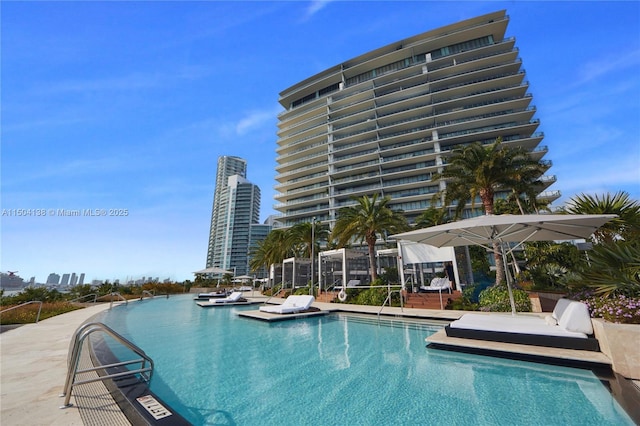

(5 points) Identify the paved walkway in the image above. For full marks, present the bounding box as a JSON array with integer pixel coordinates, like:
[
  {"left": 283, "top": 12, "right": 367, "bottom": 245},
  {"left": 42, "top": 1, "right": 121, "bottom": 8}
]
[{"left": 0, "top": 303, "right": 120, "bottom": 426}]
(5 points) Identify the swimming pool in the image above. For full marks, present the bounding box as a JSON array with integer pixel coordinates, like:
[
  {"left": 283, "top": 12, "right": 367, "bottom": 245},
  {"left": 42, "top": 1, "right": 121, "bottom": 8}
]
[{"left": 95, "top": 295, "right": 634, "bottom": 425}]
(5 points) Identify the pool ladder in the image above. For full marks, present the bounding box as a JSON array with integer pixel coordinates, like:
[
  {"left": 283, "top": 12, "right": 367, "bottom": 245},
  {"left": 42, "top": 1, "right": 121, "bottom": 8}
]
[{"left": 60, "top": 322, "right": 154, "bottom": 409}]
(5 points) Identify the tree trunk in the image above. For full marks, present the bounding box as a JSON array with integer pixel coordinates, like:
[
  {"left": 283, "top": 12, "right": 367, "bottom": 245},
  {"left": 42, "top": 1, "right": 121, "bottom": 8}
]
[
  {"left": 480, "top": 189, "right": 504, "bottom": 285},
  {"left": 367, "top": 234, "right": 378, "bottom": 282},
  {"left": 493, "top": 241, "right": 505, "bottom": 286}
]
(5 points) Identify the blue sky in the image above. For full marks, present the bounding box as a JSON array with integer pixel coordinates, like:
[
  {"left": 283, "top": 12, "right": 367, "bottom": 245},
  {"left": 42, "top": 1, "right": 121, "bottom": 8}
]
[{"left": 2, "top": 1, "right": 639, "bottom": 284}]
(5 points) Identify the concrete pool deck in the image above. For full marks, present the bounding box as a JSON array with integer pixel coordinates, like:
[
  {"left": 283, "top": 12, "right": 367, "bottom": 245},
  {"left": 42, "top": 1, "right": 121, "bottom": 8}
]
[
  {"left": 0, "top": 302, "right": 126, "bottom": 426},
  {"left": 1, "top": 296, "right": 637, "bottom": 425}
]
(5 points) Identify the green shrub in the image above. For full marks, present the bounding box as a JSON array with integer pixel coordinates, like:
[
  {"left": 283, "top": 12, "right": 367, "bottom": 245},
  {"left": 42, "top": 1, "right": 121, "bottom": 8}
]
[
  {"left": 354, "top": 287, "right": 400, "bottom": 306},
  {"left": 0, "top": 302, "right": 82, "bottom": 325},
  {"left": 479, "top": 285, "right": 531, "bottom": 312}
]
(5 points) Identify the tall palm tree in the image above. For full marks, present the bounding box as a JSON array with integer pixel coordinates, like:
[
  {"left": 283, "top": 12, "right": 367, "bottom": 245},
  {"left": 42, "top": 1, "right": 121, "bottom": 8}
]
[
  {"left": 432, "top": 137, "right": 547, "bottom": 285},
  {"left": 415, "top": 206, "right": 450, "bottom": 228},
  {"left": 249, "top": 229, "right": 292, "bottom": 274},
  {"left": 332, "top": 194, "right": 408, "bottom": 282},
  {"left": 562, "top": 191, "right": 640, "bottom": 244},
  {"left": 286, "top": 221, "right": 329, "bottom": 258}
]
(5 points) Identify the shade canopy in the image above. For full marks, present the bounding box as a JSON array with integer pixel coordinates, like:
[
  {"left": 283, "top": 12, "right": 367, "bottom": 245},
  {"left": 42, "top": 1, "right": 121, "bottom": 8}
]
[
  {"left": 391, "top": 214, "right": 617, "bottom": 249},
  {"left": 193, "top": 267, "right": 233, "bottom": 275},
  {"left": 233, "top": 275, "right": 254, "bottom": 280},
  {"left": 391, "top": 213, "right": 616, "bottom": 315}
]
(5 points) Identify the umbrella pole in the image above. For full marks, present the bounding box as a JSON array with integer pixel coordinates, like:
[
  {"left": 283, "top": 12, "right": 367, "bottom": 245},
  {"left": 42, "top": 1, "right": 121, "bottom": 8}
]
[{"left": 499, "top": 240, "right": 517, "bottom": 315}]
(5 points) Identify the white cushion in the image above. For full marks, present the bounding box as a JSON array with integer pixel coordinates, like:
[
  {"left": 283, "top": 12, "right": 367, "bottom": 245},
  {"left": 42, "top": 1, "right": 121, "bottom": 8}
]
[
  {"left": 558, "top": 302, "right": 593, "bottom": 335},
  {"left": 552, "top": 298, "right": 572, "bottom": 321}
]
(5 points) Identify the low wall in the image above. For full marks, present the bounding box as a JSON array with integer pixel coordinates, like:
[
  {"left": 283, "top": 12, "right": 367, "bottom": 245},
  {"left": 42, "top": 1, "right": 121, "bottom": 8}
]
[{"left": 592, "top": 318, "right": 640, "bottom": 380}]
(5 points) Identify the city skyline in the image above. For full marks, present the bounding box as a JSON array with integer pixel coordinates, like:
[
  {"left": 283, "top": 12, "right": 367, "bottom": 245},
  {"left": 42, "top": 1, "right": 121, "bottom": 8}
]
[{"left": 2, "top": 2, "right": 639, "bottom": 283}]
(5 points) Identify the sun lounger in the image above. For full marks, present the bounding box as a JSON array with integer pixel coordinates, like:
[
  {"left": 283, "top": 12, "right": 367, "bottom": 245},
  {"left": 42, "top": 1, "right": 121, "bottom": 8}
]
[
  {"left": 445, "top": 299, "right": 600, "bottom": 351},
  {"left": 194, "top": 290, "right": 229, "bottom": 300},
  {"left": 196, "top": 292, "right": 247, "bottom": 307},
  {"left": 419, "top": 277, "right": 451, "bottom": 293},
  {"left": 259, "top": 295, "right": 316, "bottom": 314}
]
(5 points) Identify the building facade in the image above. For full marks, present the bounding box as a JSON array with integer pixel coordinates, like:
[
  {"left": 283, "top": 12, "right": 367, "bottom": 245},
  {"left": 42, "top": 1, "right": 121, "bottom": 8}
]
[
  {"left": 275, "top": 10, "right": 558, "bottom": 228},
  {"left": 206, "top": 156, "right": 262, "bottom": 276}
]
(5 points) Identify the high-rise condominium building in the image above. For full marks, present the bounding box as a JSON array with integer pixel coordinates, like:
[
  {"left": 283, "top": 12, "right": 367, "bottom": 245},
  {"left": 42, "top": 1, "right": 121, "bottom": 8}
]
[
  {"left": 275, "top": 10, "right": 558, "bottom": 228},
  {"left": 206, "top": 156, "right": 262, "bottom": 276}
]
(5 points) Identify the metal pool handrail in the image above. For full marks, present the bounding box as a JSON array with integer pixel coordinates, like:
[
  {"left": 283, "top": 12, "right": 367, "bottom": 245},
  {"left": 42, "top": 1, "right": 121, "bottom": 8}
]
[
  {"left": 140, "top": 290, "right": 155, "bottom": 300},
  {"left": 60, "top": 321, "right": 154, "bottom": 408},
  {"left": 69, "top": 293, "right": 98, "bottom": 304},
  {"left": 377, "top": 285, "right": 404, "bottom": 317},
  {"left": 0, "top": 300, "right": 44, "bottom": 323},
  {"left": 109, "top": 292, "right": 128, "bottom": 309}
]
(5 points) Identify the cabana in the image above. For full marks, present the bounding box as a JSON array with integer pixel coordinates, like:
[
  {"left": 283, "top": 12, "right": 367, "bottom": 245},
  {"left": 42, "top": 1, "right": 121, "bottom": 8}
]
[
  {"left": 267, "top": 263, "right": 283, "bottom": 289},
  {"left": 376, "top": 248, "right": 402, "bottom": 277},
  {"left": 317, "top": 248, "right": 369, "bottom": 294},
  {"left": 281, "top": 257, "right": 312, "bottom": 291},
  {"left": 396, "top": 240, "right": 460, "bottom": 293}
]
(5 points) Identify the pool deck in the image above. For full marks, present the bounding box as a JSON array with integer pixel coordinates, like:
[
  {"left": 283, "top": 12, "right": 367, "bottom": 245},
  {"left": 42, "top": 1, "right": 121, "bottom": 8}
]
[
  {"left": 1, "top": 296, "right": 637, "bottom": 425},
  {"left": 0, "top": 302, "right": 126, "bottom": 426}
]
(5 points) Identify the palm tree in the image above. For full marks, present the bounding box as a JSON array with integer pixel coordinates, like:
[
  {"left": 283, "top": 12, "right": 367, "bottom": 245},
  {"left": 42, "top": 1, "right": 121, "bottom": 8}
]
[
  {"left": 286, "top": 221, "right": 329, "bottom": 258},
  {"left": 332, "top": 194, "right": 408, "bottom": 282},
  {"left": 249, "top": 229, "right": 292, "bottom": 274},
  {"left": 432, "top": 137, "right": 547, "bottom": 285},
  {"left": 562, "top": 191, "right": 640, "bottom": 244},
  {"left": 414, "top": 206, "right": 450, "bottom": 228}
]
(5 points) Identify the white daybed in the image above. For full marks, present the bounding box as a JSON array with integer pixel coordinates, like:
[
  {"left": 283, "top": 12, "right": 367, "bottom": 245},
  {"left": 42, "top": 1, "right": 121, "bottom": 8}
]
[
  {"left": 196, "top": 292, "right": 249, "bottom": 307},
  {"left": 419, "top": 277, "right": 452, "bottom": 293},
  {"left": 259, "top": 295, "right": 316, "bottom": 314},
  {"left": 445, "top": 299, "right": 600, "bottom": 351}
]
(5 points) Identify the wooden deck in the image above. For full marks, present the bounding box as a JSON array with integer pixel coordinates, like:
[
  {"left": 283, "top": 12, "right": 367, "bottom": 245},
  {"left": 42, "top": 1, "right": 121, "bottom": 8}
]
[{"left": 404, "top": 291, "right": 463, "bottom": 309}]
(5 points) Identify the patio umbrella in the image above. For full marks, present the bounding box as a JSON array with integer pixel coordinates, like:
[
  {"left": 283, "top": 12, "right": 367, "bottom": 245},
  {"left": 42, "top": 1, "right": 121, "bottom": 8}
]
[
  {"left": 391, "top": 214, "right": 616, "bottom": 314},
  {"left": 193, "top": 267, "right": 233, "bottom": 275},
  {"left": 233, "top": 275, "right": 254, "bottom": 280}
]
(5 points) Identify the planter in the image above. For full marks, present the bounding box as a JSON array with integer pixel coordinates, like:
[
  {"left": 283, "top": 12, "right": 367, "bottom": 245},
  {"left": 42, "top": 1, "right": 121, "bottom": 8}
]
[{"left": 592, "top": 319, "right": 640, "bottom": 380}]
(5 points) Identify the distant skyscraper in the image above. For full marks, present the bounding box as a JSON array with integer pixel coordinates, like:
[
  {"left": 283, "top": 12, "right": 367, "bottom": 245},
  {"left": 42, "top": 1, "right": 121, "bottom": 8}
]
[
  {"left": 206, "top": 156, "right": 262, "bottom": 276},
  {"left": 78, "top": 273, "right": 85, "bottom": 285},
  {"left": 249, "top": 222, "right": 272, "bottom": 279},
  {"left": 70, "top": 273, "right": 78, "bottom": 286},
  {"left": 46, "top": 273, "right": 60, "bottom": 285},
  {"left": 61, "top": 273, "right": 70, "bottom": 286}
]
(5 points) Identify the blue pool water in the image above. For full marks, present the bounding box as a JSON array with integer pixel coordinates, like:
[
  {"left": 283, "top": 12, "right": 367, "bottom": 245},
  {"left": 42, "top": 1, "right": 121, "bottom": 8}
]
[{"left": 95, "top": 295, "right": 633, "bottom": 425}]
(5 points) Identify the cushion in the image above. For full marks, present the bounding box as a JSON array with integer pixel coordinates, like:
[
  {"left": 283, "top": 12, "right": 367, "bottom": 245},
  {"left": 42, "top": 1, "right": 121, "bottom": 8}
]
[
  {"left": 544, "top": 315, "right": 558, "bottom": 326},
  {"left": 552, "top": 298, "right": 572, "bottom": 321},
  {"left": 558, "top": 302, "right": 593, "bottom": 335}
]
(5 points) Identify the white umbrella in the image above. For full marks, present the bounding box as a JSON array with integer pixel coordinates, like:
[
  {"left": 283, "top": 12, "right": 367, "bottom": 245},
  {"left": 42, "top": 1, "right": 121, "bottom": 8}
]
[
  {"left": 391, "top": 214, "right": 616, "bottom": 314},
  {"left": 193, "top": 267, "right": 233, "bottom": 275},
  {"left": 233, "top": 275, "right": 254, "bottom": 281}
]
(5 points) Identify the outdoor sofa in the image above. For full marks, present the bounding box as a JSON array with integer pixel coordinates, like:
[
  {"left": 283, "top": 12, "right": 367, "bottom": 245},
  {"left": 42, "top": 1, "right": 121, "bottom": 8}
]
[{"left": 445, "top": 298, "right": 600, "bottom": 351}]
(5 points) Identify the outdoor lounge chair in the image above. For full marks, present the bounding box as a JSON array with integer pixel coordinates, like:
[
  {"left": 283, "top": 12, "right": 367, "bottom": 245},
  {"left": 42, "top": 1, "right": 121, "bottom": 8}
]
[
  {"left": 419, "top": 277, "right": 452, "bottom": 293},
  {"left": 196, "top": 292, "right": 246, "bottom": 307},
  {"left": 194, "top": 290, "right": 229, "bottom": 300},
  {"left": 259, "top": 295, "right": 315, "bottom": 314},
  {"left": 445, "top": 298, "right": 600, "bottom": 351}
]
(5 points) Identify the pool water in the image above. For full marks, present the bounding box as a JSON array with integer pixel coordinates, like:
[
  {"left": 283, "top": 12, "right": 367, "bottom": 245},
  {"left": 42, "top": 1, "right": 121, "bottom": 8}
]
[{"left": 95, "top": 295, "right": 634, "bottom": 425}]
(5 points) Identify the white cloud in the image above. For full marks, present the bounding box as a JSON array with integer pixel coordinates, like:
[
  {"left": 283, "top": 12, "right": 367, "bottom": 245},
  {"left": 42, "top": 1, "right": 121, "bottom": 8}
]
[
  {"left": 235, "top": 105, "right": 281, "bottom": 136},
  {"left": 573, "top": 49, "right": 640, "bottom": 88},
  {"left": 302, "top": 0, "right": 334, "bottom": 21}
]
